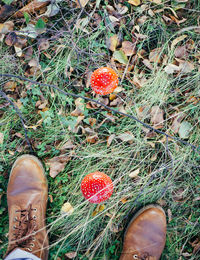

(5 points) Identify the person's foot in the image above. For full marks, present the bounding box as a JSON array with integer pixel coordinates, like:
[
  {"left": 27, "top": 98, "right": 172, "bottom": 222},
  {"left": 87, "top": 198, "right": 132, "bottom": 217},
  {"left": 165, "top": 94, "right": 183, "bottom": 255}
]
[
  {"left": 5, "top": 154, "right": 49, "bottom": 260},
  {"left": 120, "top": 205, "right": 166, "bottom": 260}
]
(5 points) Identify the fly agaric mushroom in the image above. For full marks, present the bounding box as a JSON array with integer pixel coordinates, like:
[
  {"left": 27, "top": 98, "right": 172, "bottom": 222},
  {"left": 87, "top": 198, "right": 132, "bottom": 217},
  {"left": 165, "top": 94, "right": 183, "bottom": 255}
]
[
  {"left": 90, "top": 67, "right": 118, "bottom": 95},
  {"left": 81, "top": 171, "right": 113, "bottom": 204}
]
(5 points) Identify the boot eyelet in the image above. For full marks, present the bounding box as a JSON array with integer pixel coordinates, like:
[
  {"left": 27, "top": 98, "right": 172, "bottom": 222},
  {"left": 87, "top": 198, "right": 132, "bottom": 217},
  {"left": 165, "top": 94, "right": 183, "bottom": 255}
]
[
  {"left": 33, "top": 215, "right": 37, "bottom": 219},
  {"left": 133, "top": 255, "right": 138, "bottom": 259},
  {"left": 32, "top": 237, "right": 36, "bottom": 241},
  {"left": 27, "top": 247, "right": 32, "bottom": 252},
  {"left": 14, "top": 217, "right": 18, "bottom": 222},
  {"left": 13, "top": 225, "right": 16, "bottom": 229},
  {"left": 30, "top": 243, "right": 35, "bottom": 247},
  {"left": 33, "top": 208, "right": 37, "bottom": 212}
]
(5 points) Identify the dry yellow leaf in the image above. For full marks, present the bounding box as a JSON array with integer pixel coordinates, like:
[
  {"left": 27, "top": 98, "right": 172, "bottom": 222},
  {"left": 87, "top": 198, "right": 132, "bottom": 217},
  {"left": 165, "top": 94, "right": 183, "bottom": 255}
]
[
  {"left": 171, "top": 35, "right": 187, "bottom": 50},
  {"left": 129, "top": 168, "right": 140, "bottom": 178},
  {"left": 128, "top": 0, "right": 141, "bottom": 6},
  {"left": 92, "top": 204, "right": 106, "bottom": 217},
  {"left": 61, "top": 202, "right": 74, "bottom": 215}
]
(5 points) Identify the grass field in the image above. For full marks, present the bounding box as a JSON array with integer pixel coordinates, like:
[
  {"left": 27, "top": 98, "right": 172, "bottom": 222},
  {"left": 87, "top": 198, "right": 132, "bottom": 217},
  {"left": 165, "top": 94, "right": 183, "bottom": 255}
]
[{"left": 0, "top": 1, "right": 200, "bottom": 259}]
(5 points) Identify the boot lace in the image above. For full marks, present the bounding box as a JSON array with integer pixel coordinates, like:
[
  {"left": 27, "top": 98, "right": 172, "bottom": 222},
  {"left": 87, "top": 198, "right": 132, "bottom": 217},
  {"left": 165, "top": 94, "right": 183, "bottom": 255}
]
[{"left": 12, "top": 204, "right": 37, "bottom": 252}]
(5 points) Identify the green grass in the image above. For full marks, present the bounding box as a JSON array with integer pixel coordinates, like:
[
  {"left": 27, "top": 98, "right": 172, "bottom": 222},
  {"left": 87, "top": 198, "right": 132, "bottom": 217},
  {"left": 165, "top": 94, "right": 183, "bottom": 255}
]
[{"left": 0, "top": 1, "right": 200, "bottom": 259}]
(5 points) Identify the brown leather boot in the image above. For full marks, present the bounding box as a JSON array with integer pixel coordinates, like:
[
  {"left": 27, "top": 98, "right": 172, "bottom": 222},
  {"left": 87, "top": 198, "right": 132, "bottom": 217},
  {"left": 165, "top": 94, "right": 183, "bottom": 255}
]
[
  {"left": 120, "top": 205, "right": 166, "bottom": 260},
  {"left": 5, "top": 154, "right": 49, "bottom": 260}
]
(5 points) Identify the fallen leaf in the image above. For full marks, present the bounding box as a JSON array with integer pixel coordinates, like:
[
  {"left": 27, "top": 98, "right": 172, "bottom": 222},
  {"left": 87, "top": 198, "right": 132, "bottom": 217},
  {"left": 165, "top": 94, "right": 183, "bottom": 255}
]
[
  {"left": 142, "top": 59, "right": 153, "bottom": 70},
  {"left": 71, "top": 98, "right": 85, "bottom": 117},
  {"left": 162, "top": 15, "right": 172, "bottom": 24},
  {"left": 120, "top": 197, "right": 128, "bottom": 204},
  {"left": 0, "top": 5, "right": 15, "bottom": 22},
  {"left": 14, "top": 0, "right": 50, "bottom": 18},
  {"left": 172, "top": 188, "right": 187, "bottom": 202},
  {"left": 28, "top": 58, "right": 39, "bottom": 68},
  {"left": 128, "top": 0, "right": 141, "bottom": 6},
  {"left": 109, "top": 15, "right": 120, "bottom": 24},
  {"left": 65, "top": 252, "right": 77, "bottom": 259},
  {"left": 18, "top": 24, "right": 38, "bottom": 39},
  {"left": 148, "top": 9, "right": 155, "bottom": 17},
  {"left": 5, "top": 32, "right": 17, "bottom": 46},
  {"left": 38, "top": 100, "right": 48, "bottom": 110},
  {"left": 106, "top": 34, "right": 119, "bottom": 52},
  {"left": 4, "top": 81, "right": 16, "bottom": 92},
  {"left": 86, "top": 135, "right": 98, "bottom": 144},
  {"left": 149, "top": 48, "right": 162, "bottom": 63},
  {"left": 178, "top": 121, "right": 192, "bottom": 139},
  {"left": 76, "top": 0, "right": 89, "bottom": 8},
  {"left": 171, "top": 113, "right": 185, "bottom": 133},
  {"left": 136, "top": 106, "right": 150, "bottom": 120},
  {"left": 92, "top": 204, "right": 105, "bottom": 217},
  {"left": 14, "top": 46, "right": 23, "bottom": 57},
  {"left": 113, "top": 86, "right": 125, "bottom": 93},
  {"left": 150, "top": 106, "right": 164, "bottom": 129},
  {"left": 178, "top": 61, "right": 194, "bottom": 73},
  {"left": 58, "top": 140, "right": 75, "bottom": 151},
  {"left": 107, "top": 134, "right": 116, "bottom": 147},
  {"left": 169, "top": 15, "right": 186, "bottom": 26},
  {"left": 0, "top": 21, "right": 14, "bottom": 34},
  {"left": 113, "top": 50, "right": 128, "bottom": 64},
  {"left": 47, "top": 154, "right": 71, "bottom": 178},
  {"left": 24, "top": 46, "right": 33, "bottom": 60},
  {"left": 117, "top": 131, "right": 134, "bottom": 143},
  {"left": 44, "top": 2, "right": 60, "bottom": 17},
  {"left": 171, "top": 35, "right": 187, "bottom": 50},
  {"left": 164, "top": 63, "right": 180, "bottom": 74},
  {"left": 129, "top": 168, "right": 140, "bottom": 178},
  {"left": 61, "top": 202, "right": 74, "bottom": 215},
  {"left": 137, "top": 15, "right": 148, "bottom": 25},
  {"left": 174, "top": 45, "right": 188, "bottom": 59},
  {"left": 121, "top": 41, "right": 136, "bottom": 56},
  {"left": 0, "top": 132, "right": 4, "bottom": 144},
  {"left": 38, "top": 38, "right": 50, "bottom": 51},
  {"left": 117, "top": 5, "right": 129, "bottom": 15}
]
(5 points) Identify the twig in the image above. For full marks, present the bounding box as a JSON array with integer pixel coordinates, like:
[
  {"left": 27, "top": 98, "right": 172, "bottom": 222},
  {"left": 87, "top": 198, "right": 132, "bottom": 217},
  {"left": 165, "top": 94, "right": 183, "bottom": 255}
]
[
  {"left": 0, "top": 73, "right": 199, "bottom": 154},
  {"left": 0, "top": 90, "right": 33, "bottom": 153}
]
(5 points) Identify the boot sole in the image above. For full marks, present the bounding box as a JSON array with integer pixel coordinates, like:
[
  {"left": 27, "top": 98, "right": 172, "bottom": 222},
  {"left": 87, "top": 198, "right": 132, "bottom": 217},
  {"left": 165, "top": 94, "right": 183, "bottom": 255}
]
[{"left": 124, "top": 204, "right": 166, "bottom": 238}]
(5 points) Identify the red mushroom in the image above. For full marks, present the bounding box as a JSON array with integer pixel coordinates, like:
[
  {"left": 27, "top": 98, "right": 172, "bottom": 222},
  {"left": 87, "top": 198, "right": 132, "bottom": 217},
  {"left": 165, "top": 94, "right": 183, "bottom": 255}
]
[
  {"left": 90, "top": 67, "right": 118, "bottom": 95},
  {"left": 81, "top": 171, "right": 113, "bottom": 204}
]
